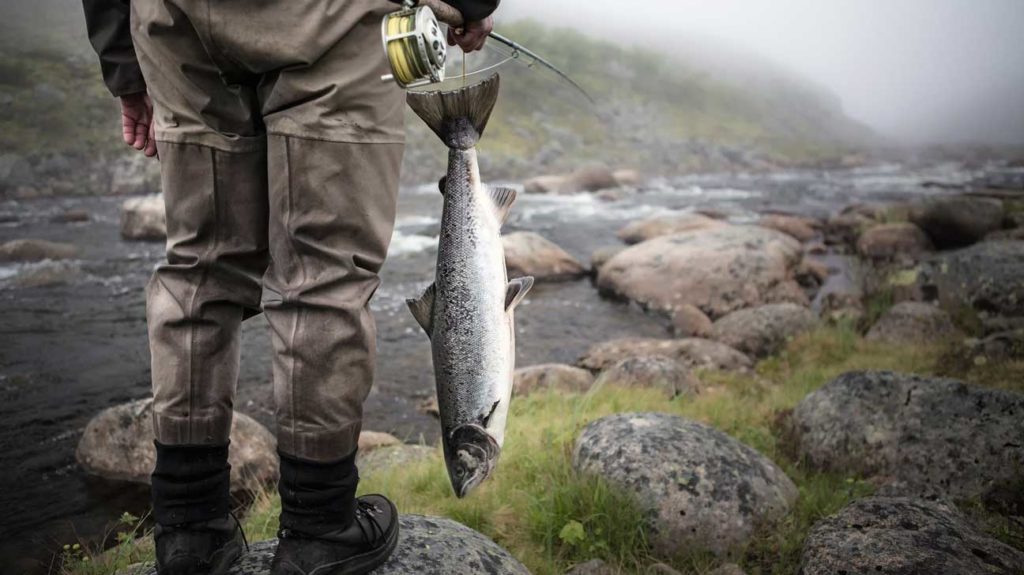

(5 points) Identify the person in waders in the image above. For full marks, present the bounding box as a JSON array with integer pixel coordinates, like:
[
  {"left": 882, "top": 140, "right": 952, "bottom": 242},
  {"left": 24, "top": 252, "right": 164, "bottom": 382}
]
[{"left": 81, "top": 0, "right": 498, "bottom": 573}]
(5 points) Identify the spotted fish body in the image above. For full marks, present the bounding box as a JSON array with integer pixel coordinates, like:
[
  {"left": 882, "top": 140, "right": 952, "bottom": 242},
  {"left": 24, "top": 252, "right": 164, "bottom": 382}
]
[{"left": 405, "top": 75, "right": 533, "bottom": 497}]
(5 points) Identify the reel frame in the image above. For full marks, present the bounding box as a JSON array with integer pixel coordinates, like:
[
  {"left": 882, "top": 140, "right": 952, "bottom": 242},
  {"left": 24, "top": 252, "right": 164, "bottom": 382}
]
[{"left": 381, "top": 4, "right": 448, "bottom": 88}]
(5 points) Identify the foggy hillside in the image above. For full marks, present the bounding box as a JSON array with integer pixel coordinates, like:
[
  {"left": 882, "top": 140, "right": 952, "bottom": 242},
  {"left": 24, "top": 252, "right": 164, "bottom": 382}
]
[{"left": 1, "top": 0, "right": 873, "bottom": 195}]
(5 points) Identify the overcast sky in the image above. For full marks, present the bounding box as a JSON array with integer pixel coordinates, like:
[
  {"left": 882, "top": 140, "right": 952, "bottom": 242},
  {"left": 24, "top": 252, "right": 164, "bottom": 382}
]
[{"left": 495, "top": 0, "right": 1024, "bottom": 146}]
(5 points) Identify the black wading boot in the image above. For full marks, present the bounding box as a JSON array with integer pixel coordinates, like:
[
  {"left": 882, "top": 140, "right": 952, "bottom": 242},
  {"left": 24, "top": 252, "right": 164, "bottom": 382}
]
[
  {"left": 270, "top": 451, "right": 399, "bottom": 575},
  {"left": 152, "top": 442, "right": 246, "bottom": 575}
]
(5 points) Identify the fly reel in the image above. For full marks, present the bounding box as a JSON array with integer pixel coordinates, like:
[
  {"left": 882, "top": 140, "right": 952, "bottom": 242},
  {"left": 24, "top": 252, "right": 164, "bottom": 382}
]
[{"left": 381, "top": 1, "right": 448, "bottom": 88}]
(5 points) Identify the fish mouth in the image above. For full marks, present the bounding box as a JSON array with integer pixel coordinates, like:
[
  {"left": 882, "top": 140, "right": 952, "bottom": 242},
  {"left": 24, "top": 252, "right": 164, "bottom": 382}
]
[{"left": 445, "top": 423, "right": 500, "bottom": 498}]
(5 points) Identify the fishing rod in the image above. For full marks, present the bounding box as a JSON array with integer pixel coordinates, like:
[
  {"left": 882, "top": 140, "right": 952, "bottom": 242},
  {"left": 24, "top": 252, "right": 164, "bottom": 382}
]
[{"left": 381, "top": 0, "right": 595, "bottom": 104}]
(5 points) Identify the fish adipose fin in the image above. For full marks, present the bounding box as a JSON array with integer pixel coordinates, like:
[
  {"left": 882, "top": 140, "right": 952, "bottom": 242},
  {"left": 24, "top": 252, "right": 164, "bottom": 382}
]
[
  {"left": 505, "top": 276, "right": 534, "bottom": 311},
  {"left": 488, "top": 186, "right": 517, "bottom": 226},
  {"left": 406, "top": 74, "right": 501, "bottom": 150},
  {"left": 406, "top": 283, "right": 436, "bottom": 336}
]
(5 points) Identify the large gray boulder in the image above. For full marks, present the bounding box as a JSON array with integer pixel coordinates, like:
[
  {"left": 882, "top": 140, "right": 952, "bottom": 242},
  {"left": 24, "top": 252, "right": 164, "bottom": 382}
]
[
  {"left": 710, "top": 303, "right": 817, "bottom": 358},
  {"left": 0, "top": 238, "right": 78, "bottom": 262},
  {"left": 799, "top": 497, "right": 1024, "bottom": 575},
  {"left": 856, "top": 223, "right": 932, "bottom": 260},
  {"left": 791, "top": 371, "right": 1024, "bottom": 500},
  {"left": 597, "top": 226, "right": 803, "bottom": 319},
  {"left": 503, "top": 231, "right": 586, "bottom": 281},
  {"left": 121, "top": 194, "right": 167, "bottom": 241},
  {"left": 129, "top": 515, "right": 529, "bottom": 575},
  {"left": 865, "top": 301, "right": 963, "bottom": 344},
  {"left": 513, "top": 363, "right": 594, "bottom": 396},
  {"left": 577, "top": 337, "right": 752, "bottom": 372},
  {"left": 757, "top": 214, "right": 818, "bottom": 242},
  {"left": 76, "top": 399, "right": 278, "bottom": 492},
  {"left": 909, "top": 195, "right": 1005, "bottom": 249},
  {"left": 593, "top": 356, "right": 700, "bottom": 398},
  {"left": 616, "top": 213, "right": 726, "bottom": 245},
  {"left": 918, "top": 240, "right": 1024, "bottom": 317},
  {"left": 573, "top": 413, "right": 797, "bottom": 557}
]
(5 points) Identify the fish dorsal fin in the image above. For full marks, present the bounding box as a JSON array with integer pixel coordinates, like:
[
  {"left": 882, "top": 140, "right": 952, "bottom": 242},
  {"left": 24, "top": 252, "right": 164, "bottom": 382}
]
[
  {"left": 488, "top": 186, "right": 517, "bottom": 226},
  {"left": 406, "top": 283, "right": 436, "bottom": 336},
  {"left": 505, "top": 276, "right": 534, "bottom": 311},
  {"left": 406, "top": 75, "right": 501, "bottom": 150}
]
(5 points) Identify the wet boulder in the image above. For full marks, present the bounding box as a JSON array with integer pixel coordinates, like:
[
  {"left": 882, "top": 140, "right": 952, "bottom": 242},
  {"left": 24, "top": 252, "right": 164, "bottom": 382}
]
[
  {"left": 670, "top": 304, "right": 713, "bottom": 338},
  {"left": 357, "top": 445, "right": 435, "bottom": 477},
  {"left": 865, "top": 301, "right": 963, "bottom": 344},
  {"left": 909, "top": 195, "right": 1004, "bottom": 249},
  {"left": 513, "top": 363, "right": 594, "bottom": 396},
  {"left": 523, "top": 174, "right": 567, "bottom": 195},
  {"left": 578, "top": 337, "right": 752, "bottom": 372},
  {"left": 791, "top": 371, "right": 1024, "bottom": 501},
  {"left": 757, "top": 214, "right": 818, "bottom": 242},
  {"left": 799, "top": 497, "right": 1024, "bottom": 575},
  {"left": 573, "top": 413, "right": 797, "bottom": 557},
  {"left": 561, "top": 165, "right": 619, "bottom": 194},
  {"left": 121, "top": 194, "right": 167, "bottom": 241},
  {"left": 11, "top": 261, "right": 81, "bottom": 288},
  {"left": 615, "top": 213, "right": 726, "bottom": 244},
  {"left": 589, "top": 245, "right": 625, "bottom": 273},
  {"left": 856, "top": 223, "right": 933, "bottom": 260},
  {"left": 593, "top": 356, "right": 700, "bottom": 398},
  {"left": 597, "top": 226, "right": 803, "bottom": 319},
  {"left": 503, "top": 231, "right": 586, "bottom": 280},
  {"left": 612, "top": 168, "right": 643, "bottom": 187},
  {"left": 130, "top": 515, "right": 529, "bottom": 575},
  {"left": 0, "top": 238, "right": 78, "bottom": 262},
  {"left": 918, "top": 240, "right": 1024, "bottom": 317},
  {"left": 76, "top": 399, "right": 278, "bottom": 492},
  {"left": 710, "top": 303, "right": 817, "bottom": 358}
]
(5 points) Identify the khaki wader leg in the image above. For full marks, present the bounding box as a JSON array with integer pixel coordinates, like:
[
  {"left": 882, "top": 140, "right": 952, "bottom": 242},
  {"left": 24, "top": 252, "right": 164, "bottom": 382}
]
[{"left": 131, "top": 0, "right": 404, "bottom": 463}]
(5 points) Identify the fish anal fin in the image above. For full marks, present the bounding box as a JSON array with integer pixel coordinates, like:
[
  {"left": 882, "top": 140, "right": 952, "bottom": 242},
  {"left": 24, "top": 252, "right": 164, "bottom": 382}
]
[
  {"left": 406, "top": 283, "right": 436, "bottom": 336},
  {"left": 505, "top": 276, "right": 534, "bottom": 311},
  {"left": 488, "top": 186, "right": 517, "bottom": 226}
]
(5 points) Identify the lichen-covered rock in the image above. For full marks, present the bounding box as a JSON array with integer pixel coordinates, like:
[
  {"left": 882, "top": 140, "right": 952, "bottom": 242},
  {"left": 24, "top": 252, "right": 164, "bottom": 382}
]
[
  {"left": 792, "top": 371, "right": 1024, "bottom": 500},
  {"left": 357, "top": 431, "right": 401, "bottom": 453},
  {"left": 856, "top": 223, "right": 933, "bottom": 260},
  {"left": 597, "top": 226, "right": 802, "bottom": 319},
  {"left": 589, "top": 245, "right": 625, "bottom": 273},
  {"left": 865, "top": 301, "right": 963, "bottom": 344},
  {"left": 593, "top": 356, "right": 699, "bottom": 398},
  {"left": 909, "top": 195, "right": 1005, "bottom": 249},
  {"left": 513, "top": 363, "right": 594, "bottom": 396},
  {"left": 129, "top": 515, "right": 529, "bottom": 575},
  {"left": 758, "top": 214, "right": 818, "bottom": 242},
  {"left": 577, "top": 337, "right": 752, "bottom": 372},
  {"left": 120, "top": 194, "right": 167, "bottom": 241},
  {"left": 357, "top": 445, "right": 435, "bottom": 477},
  {"left": 616, "top": 213, "right": 726, "bottom": 244},
  {"left": 918, "top": 240, "right": 1024, "bottom": 317},
  {"left": 710, "top": 303, "right": 817, "bottom": 358},
  {"left": 503, "top": 231, "right": 586, "bottom": 280},
  {"left": 573, "top": 413, "right": 797, "bottom": 557},
  {"left": 799, "top": 497, "right": 1024, "bottom": 575},
  {"left": 76, "top": 399, "right": 277, "bottom": 492},
  {"left": 670, "top": 304, "right": 713, "bottom": 338},
  {"left": 0, "top": 238, "right": 78, "bottom": 262}
]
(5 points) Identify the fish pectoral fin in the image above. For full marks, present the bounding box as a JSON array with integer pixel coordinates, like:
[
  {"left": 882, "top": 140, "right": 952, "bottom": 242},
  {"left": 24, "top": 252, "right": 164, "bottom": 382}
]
[
  {"left": 406, "top": 283, "right": 436, "bottom": 336},
  {"left": 488, "top": 186, "right": 517, "bottom": 227},
  {"left": 505, "top": 276, "right": 534, "bottom": 311}
]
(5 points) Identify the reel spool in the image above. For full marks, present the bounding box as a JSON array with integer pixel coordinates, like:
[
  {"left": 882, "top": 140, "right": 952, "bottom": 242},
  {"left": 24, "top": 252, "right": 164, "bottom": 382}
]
[{"left": 381, "top": 2, "right": 447, "bottom": 88}]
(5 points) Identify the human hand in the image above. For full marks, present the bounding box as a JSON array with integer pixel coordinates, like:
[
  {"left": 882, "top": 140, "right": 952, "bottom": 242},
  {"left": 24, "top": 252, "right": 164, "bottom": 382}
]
[
  {"left": 120, "top": 92, "right": 157, "bottom": 158},
  {"left": 447, "top": 16, "right": 492, "bottom": 53}
]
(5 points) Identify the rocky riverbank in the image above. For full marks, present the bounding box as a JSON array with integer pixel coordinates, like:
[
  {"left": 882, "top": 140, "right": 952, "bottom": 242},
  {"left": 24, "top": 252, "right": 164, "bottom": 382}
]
[{"left": 49, "top": 161, "right": 1023, "bottom": 575}]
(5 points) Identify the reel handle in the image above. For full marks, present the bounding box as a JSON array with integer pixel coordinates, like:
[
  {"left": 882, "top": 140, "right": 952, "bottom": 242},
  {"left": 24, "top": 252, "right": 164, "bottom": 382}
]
[{"left": 417, "top": 0, "right": 465, "bottom": 27}]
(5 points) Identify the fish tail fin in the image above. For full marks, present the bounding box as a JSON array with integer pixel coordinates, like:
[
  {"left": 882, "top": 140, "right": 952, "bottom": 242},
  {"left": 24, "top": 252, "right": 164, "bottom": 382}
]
[{"left": 406, "top": 74, "right": 500, "bottom": 150}]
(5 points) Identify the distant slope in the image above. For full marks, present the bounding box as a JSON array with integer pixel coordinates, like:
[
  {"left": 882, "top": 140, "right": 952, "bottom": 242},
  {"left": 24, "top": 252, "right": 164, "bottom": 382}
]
[{"left": 0, "top": 1, "right": 873, "bottom": 195}]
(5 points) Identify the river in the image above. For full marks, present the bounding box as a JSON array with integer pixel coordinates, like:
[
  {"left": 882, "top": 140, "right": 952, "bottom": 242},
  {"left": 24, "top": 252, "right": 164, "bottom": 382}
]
[{"left": 0, "top": 161, "right": 987, "bottom": 572}]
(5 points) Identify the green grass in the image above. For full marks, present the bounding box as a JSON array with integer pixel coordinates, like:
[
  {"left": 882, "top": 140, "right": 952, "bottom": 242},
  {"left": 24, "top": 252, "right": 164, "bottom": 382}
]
[{"left": 60, "top": 324, "right": 1024, "bottom": 575}]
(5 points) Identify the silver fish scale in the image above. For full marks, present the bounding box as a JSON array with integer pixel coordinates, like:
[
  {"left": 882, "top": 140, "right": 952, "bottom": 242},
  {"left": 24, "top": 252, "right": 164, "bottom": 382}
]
[{"left": 432, "top": 147, "right": 513, "bottom": 439}]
